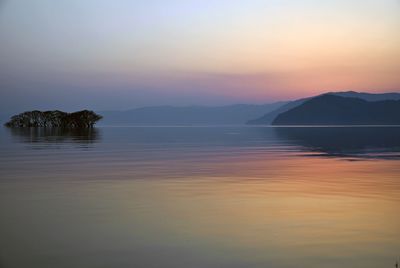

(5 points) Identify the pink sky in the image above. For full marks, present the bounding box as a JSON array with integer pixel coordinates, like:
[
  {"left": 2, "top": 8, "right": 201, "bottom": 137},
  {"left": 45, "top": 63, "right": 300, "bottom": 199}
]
[{"left": 0, "top": 0, "right": 399, "bottom": 111}]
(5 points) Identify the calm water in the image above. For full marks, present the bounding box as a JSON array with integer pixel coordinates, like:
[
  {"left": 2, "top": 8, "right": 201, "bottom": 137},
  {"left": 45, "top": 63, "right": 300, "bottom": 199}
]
[{"left": 0, "top": 126, "right": 400, "bottom": 268}]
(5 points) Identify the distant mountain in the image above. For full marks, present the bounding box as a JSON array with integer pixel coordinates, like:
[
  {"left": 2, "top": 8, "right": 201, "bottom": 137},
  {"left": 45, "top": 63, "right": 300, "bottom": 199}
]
[
  {"left": 98, "top": 103, "right": 285, "bottom": 126},
  {"left": 248, "top": 91, "right": 400, "bottom": 125},
  {"left": 272, "top": 94, "right": 400, "bottom": 125},
  {"left": 247, "top": 98, "right": 310, "bottom": 125},
  {"left": 332, "top": 91, "right": 400, "bottom": 102}
]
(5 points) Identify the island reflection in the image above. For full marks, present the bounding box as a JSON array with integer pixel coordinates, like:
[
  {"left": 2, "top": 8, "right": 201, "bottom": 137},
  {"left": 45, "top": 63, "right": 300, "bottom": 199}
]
[
  {"left": 8, "top": 127, "right": 100, "bottom": 145},
  {"left": 6, "top": 126, "right": 400, "bottom": 160},
  {"left": 274, "top": 126, "right": 400, "bottom": 159}
]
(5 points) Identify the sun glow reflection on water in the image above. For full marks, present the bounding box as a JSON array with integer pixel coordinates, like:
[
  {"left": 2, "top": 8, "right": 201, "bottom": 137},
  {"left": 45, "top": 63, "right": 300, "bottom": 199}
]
[{"left": 0, "top": 126, "right": 399, "bottom": 268}]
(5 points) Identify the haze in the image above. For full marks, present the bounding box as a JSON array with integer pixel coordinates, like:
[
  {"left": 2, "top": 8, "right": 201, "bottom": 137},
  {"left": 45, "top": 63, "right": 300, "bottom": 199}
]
[{"left": 0, "top": 0, "right": 399, "bottom": 113}]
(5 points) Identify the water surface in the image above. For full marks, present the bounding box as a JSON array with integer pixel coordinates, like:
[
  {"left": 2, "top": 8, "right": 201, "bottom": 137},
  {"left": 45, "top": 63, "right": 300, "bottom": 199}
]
[{"left": 0, "top": 126, "right": 399, "bottom": 268}]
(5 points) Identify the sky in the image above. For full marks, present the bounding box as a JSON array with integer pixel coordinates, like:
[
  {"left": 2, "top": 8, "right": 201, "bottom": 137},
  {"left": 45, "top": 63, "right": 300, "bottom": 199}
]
[{"left": 0, "top": 0, "right": 399, "bottom": 112}]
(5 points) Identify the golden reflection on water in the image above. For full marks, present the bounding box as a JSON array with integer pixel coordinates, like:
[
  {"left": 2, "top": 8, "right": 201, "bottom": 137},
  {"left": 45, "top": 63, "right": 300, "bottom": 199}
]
[
  {"left": 1, "top": 127, "right": 400, "bottom": 268},
  {"left": 93, "top": 154, "right": 400, "bottom": 268}
]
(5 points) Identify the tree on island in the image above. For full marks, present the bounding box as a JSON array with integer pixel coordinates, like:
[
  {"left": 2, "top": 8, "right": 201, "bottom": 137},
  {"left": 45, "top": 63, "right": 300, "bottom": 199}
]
[{"left": 4, "top": 110, "right": 102, "bottom": 128}]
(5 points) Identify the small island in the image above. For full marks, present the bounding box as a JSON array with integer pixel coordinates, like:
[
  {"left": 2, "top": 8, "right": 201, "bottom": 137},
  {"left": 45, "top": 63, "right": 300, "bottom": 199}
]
[{"left": 4, "top": 110, "right": 102, "bottom": 128}]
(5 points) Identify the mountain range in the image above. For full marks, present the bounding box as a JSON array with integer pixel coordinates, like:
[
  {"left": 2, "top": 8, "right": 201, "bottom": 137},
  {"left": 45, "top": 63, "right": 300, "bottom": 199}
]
[
  {"left": 97, "top": 91, "right": 400, "bottom": 126},
  {"left": 248, "top": 91, "right": 400, "bottom": 125},
  {"left": 2, "top": 91, "right": 400, "bottom": 126},
  {"left": 97, "top": 103, "right": 285, "bottom": 126},
  {"left": 272, "top": 94, "right": 400, "bottom": 125}
]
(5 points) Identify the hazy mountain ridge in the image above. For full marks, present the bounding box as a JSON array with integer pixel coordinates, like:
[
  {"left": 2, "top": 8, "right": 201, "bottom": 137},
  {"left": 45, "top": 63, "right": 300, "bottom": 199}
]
[
  {"left": 332, "top": 91, "right": 400, "bottom": 101},
  {"left": 3, "top": 91, "right": 399, "bottom": 126},
  {"left": 98, "top": 103, "right": 286, "bottom": 125},
  {"left": 247, "top": 98, "right": 310, "bottom": 125},
  {"left": 272, "top": 94, "right": 400, "bottom": 125},
  {"left": 248, "top": 91, "right": 400, "bottom": 125}
]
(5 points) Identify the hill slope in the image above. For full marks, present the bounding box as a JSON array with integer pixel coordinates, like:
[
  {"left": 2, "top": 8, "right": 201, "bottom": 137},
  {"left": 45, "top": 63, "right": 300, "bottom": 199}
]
[
  {"left": 248, "top": 91, "right": 400, "bottom": 125},
  {"left": 247, "top": 98, "right": 309, "bottom": 125},
  {"left": 272, "top": 95, "right": 400, "bottom": 125}
]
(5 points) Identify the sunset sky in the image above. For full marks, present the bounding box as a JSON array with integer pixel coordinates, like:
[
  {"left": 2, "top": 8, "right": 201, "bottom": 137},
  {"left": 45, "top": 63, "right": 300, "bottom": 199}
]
[{"left": 0, "top": 0, "right": 399, "bottom": 112}]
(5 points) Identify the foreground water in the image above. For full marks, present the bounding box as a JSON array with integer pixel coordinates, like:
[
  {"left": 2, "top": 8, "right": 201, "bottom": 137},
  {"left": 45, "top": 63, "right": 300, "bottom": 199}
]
[{"left": 0, "top": 126, "right": 399, "bottom": 268}]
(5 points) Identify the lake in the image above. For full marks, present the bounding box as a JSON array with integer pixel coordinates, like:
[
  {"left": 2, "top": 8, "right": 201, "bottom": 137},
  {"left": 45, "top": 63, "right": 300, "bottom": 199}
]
[{"left": 0, "top": 126, "right": 399, "bottom": 268}]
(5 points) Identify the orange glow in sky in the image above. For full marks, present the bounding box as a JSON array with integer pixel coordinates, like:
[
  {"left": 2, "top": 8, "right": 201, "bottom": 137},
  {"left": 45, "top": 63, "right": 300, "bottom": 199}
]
[{"left": 0, "top": 0, "right": 399, "bottom": 110}]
